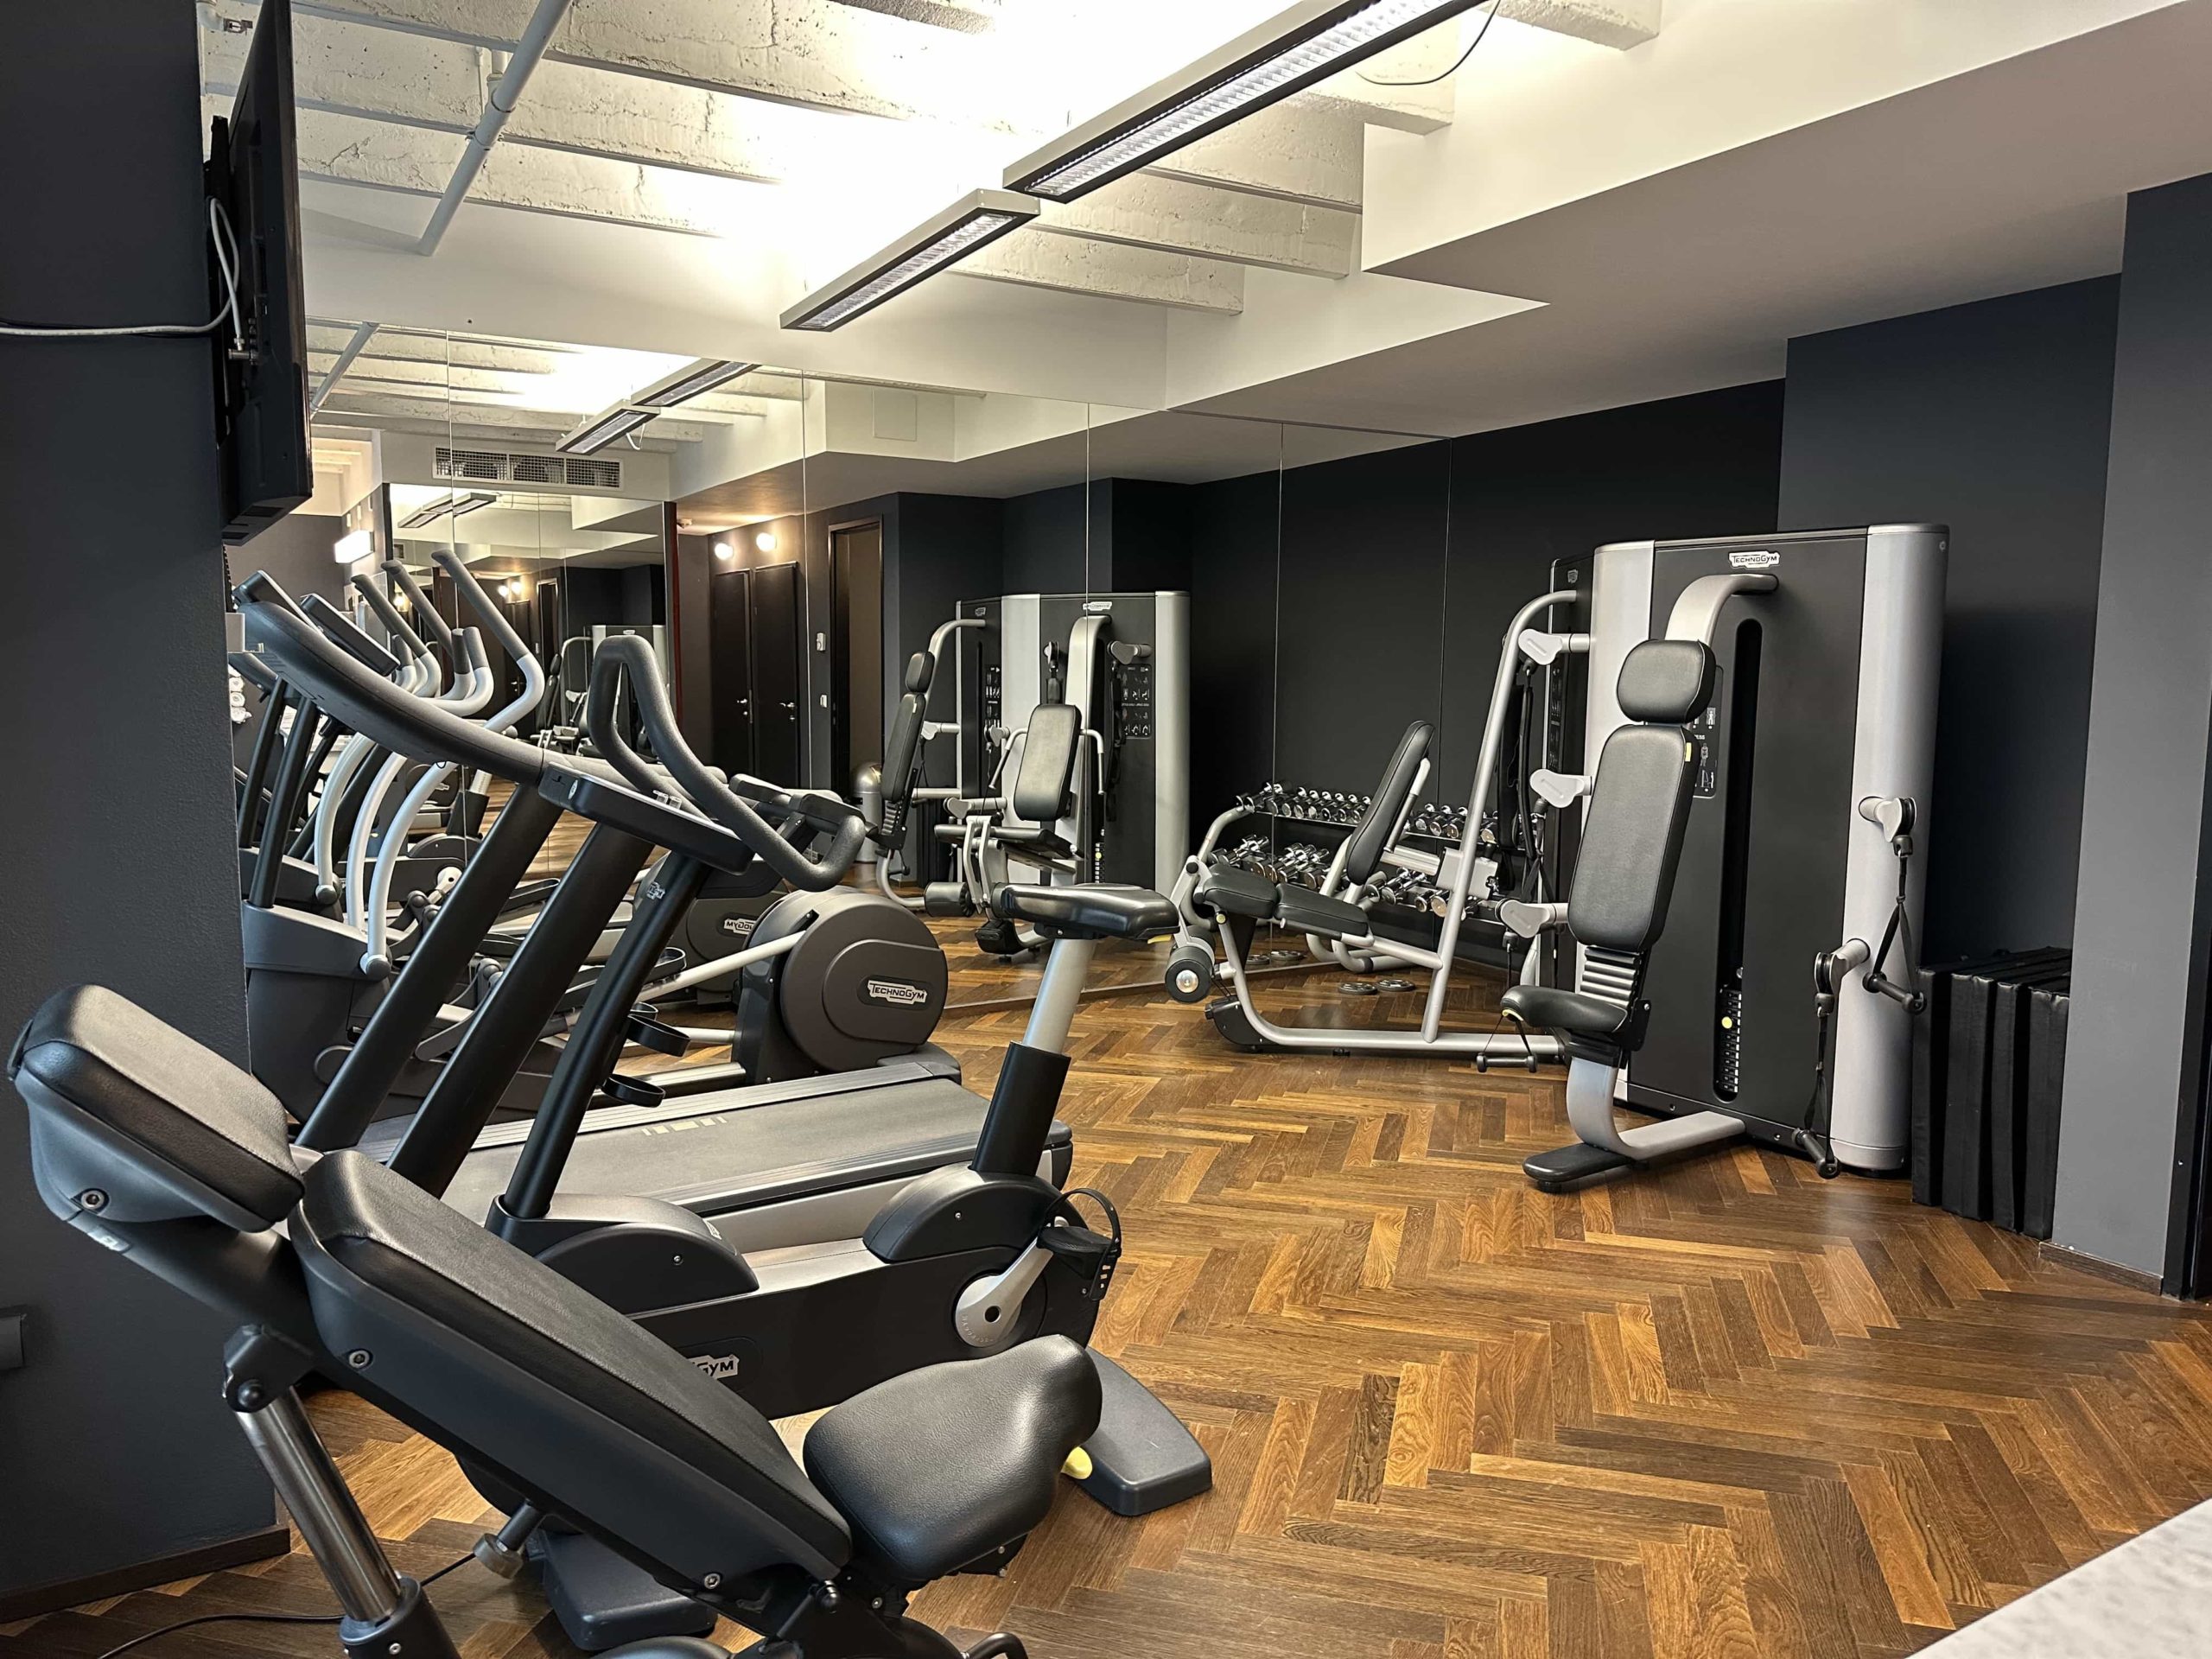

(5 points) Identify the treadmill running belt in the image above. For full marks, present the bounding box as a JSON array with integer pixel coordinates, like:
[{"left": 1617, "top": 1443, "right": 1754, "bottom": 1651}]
[{"left": 419, "top": 1072, "right": 1070, "bottom": 1229}]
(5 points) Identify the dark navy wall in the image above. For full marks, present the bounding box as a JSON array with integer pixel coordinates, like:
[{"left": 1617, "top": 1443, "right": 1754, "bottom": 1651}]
[
  {"left": 1779, "top": 279, "right": 2119, "bottom": 960},
  {"left": 1181, "top": 384, "right": 1787, "bottom": 823},
  {"left": 0, "top": 0, "right": 280, "bottom": 1611}
]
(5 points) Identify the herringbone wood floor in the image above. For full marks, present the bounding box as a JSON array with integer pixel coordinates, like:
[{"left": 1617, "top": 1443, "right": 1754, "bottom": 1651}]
[{"left": 12, "top": 932, "right": 2212, "bottom": 1659}]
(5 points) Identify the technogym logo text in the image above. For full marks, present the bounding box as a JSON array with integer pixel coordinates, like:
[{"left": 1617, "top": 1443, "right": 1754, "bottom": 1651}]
[
  {"left": 1729, "top": 549, "right": 1780, "bottom": 570},
  {"left": 864, "top": 978, "right": 930, "bottom": 1007},
  {"left": 691, "top": 1353, "right": 741, "bottom": 1381}
]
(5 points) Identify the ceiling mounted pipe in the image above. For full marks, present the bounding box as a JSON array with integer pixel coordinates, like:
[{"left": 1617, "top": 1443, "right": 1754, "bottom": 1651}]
[{"left": 416, "top": 0, "right": 576, "bottom": 257}]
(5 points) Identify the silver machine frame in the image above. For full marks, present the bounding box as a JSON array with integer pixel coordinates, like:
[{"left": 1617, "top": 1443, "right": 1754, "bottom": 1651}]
[
  {"left": 1176, "top": 589, "right": 1582, "bottom": 1063},
  {"left": 1512, "top": 525, "right": 1946, "bottom": 1178}
]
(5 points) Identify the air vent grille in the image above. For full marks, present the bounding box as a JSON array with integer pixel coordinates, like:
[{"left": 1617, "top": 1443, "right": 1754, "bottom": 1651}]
[
  {"left": 435, "top": 446, "right": 506, "bottom": 480},
  {"left": 433, "top": 448, "right": 625, "bottom": 490}
]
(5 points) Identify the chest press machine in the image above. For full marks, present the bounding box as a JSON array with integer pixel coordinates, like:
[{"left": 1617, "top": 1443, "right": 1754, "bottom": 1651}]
[{"left": 1504, "top": 526, "right": 1946, "bottom": 1189}]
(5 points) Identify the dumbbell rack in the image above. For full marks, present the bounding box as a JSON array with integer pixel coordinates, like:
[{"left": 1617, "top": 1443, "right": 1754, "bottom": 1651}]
[{"left": 1212, "top": 783, "right": 1496, "bottom": 919}]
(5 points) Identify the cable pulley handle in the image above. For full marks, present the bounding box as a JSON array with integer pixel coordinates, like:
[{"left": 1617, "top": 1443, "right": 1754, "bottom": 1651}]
[
  {"left": 590, "top": 635, "right": 867, "bottom": 890},
  {"left": 381, "top": 560, "right": 454, "bottom": 653},
  {"left": 351, "top": 572, "right": 429, "bottom": 660}
]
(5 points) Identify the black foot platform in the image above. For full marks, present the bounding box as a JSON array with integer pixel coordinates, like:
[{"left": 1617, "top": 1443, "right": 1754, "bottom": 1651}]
[
  {"left": 534, "top": 1528, "right": 715, "bottom": 1652},
  {"left": 1203, "top": 997, "right": 1270, "bottom": 1052},
  {"left": 1522, "top": 1140, "right": 1637, "bottom": 1192},
  {"left": 1076, "top": 1351, "right": 1212, "bottom": 1516}
]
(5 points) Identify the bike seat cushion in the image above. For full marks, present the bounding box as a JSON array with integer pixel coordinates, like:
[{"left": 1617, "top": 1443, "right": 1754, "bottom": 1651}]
[
  {"left": 10, "top": 984, "right": 302, "bottom": 1230},
  {"left": 804, "top": 1338, "right": 1103, "bottom": 1587},
  {"left": 994, "top": 883, "right": 1177, "bottom": 942},
  {"left": 294, "top": 1151, "right": 855, "bottom": 1585},
  {"left": 1192, "top": 864, "right": 1279, "bottom": 921},
  {"left": 1500, "top": 983, "right": 1631, "bottom": 1040}
]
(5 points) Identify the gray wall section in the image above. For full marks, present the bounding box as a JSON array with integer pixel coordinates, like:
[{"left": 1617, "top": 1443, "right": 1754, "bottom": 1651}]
[
  {"left": 1779, "top": 280, "right": 2119, "bottom": 961},
  {"left": 0, "top": 2, "right": 277, "bottom": 1602},
  {"left": 2053, "top": 175, "right": 2212, "bottom": 1280}
]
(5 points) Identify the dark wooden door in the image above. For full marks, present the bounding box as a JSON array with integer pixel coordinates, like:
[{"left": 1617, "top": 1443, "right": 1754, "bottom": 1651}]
[
  {"left": 831, "top": 520, "right": 883, "bottom": 788},
  {"left": 749, "top": 561, "right": 804, "bottom": 784},
  {"left": 710, "top": 567, "right": 756, "bottom": 774}
]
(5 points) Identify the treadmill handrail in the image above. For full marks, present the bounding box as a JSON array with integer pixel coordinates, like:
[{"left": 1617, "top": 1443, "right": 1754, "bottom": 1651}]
[{"left": 589, "top": 634, "right": 868, "bottom": 892}]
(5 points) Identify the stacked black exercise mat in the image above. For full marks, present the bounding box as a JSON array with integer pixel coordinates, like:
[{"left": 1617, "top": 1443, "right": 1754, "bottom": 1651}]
[{"left": 1911, "top": 949, "right": 2070, "bottom": 1236}]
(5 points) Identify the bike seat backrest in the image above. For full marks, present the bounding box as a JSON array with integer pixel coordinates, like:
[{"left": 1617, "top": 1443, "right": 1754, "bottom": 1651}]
[
  {"left": 1011, "top": 702, "right": 1083, "bottom": 823},
  {"left": 10, "top": 985, "right": 302, "bottom": 1230},
  {"left": 1343, "top": 719, "right": 1432, "bottom": 884},
  {"left": 8, "top": 984, "right": 858, "bottom": 1600},
  {"left": 1567, "top": 640, "right": 1713, "bottom": 957}
]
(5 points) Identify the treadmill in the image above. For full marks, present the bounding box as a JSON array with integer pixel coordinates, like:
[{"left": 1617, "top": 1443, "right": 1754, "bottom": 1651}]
[{"left": 239, "top": 579, "right": 1071, "bottom": 1255}]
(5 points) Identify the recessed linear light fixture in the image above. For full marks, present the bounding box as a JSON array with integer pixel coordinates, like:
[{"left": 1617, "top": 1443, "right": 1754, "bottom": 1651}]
[
  {"left": 559, "top": 359, "right": 763, "bottom": 456},
  {"left": 397, "top": 491, "right": 498, "bottom": 531},
  {"left": 780, "top": 188, "right": 1040, "bottom": 333},
  {"left": 556, "top": 404, "right": 657, "bottom": 456},
  {"left": 1003, "top": 0, "right": 1487, "bottom": 202},
  {"left": 630, "top": 358, "right": 761, "bottom": 408}
]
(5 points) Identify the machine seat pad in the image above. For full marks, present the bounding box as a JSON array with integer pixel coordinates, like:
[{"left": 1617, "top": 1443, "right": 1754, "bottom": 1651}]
[
  {"left": 10, "top": 985, "right": 302, "bottom": 1227},
  {"left": 804, "top": 1338, "right": 1102, "bottom": 1587},
  {"left": 993, "top": 884, "right": 1177, "bottom": 942},
  {"left": 296, "top": 1153, "right": 851, "bottom": 1570},
  {"left": 1192, "top": 865, "right": 1279, "bottom": 921},
  {"left": 1274, "top": 886, "right": 1372, "bottom": 941},
  {"left": 1500, "top": 984, "right": 1631, "bottom": 1040}
]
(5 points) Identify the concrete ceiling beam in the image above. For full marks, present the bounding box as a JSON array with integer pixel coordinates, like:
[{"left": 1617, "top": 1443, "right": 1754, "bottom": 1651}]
[
  {"left": 1146, "top": 100, "right": 1364, "bottom": 212},
  {"left": 1039, "top": 174, "right": 1356, "bottom": 276},
  {"left": 958, "top": 229, "right": 1243, "bottom": 313}
]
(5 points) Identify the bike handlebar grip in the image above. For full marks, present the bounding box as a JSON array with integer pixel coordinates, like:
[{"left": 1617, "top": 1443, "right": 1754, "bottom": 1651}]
[
  {"left": 591, "top": 634, "right": 866, "bottom": 890},
  {"left": 351, "top": 571, "right": 429, "bottom": 660},
  {"left": 301, "top": 592, "right": 404, "bottom": 679},
  {"left": 380, "top": 560, "right": 454, "bottom": 652}
]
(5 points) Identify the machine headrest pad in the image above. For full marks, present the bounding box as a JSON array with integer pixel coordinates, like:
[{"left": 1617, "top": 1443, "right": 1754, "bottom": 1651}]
[
  {"left": 1617, "top": 640, "right": 1716, "bottom": 725},
  {"left": 904, "top": 652, "right": 934, "bottom": 696}
]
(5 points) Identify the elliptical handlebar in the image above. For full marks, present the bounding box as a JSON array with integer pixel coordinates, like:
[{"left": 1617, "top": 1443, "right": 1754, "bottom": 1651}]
[
  {"left": 380, "top": 560, "right": 454, "bottom": 654},
  {"left": 351, "top": 572, "right": 429, "bottom": 663},
  {"left": 588, "top": 634, "right": 868, "bottom": 891}
]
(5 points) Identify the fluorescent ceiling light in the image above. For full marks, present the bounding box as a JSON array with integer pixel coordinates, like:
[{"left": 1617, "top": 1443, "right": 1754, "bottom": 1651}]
[
  {"left": 557, "top": 405, "right": 657, "bottom": 455},
  {"left": 397, "top": 491, "right": 498, "bottom": 531},
  {"left": 1003, "top": 0, "right": 1485, "bottom": 201},
  {"left": 333, "top": 528, "right": 374, "bottom": 564},
  {"left": 781, "top": 188, "right": 1040, "bottom": 333},
  {"left": 630, "top": 359, "right": 761, "bottom": 409}
]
